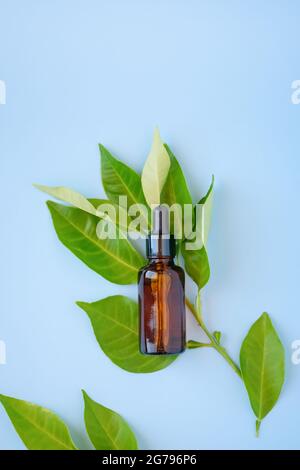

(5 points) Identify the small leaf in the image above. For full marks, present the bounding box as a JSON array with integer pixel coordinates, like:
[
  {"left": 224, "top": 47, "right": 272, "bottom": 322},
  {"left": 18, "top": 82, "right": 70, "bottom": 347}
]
[
  {"left": 141, "top": 128, "right": 170, "bottom": 207},
  {"left": 240, "top": 313, "right": 285, "bottom": 434},
  {"left": 0, "top": 394, "right": 76, "bottom": 450},
  {"left": 213, "top": 331, "right": 222, "bottom": 343},
  {"left": 160, "top": 144, "right": 192, "bottom": 234},
  {"left": 47, "top": 201, "right": 145, "bottom": 285},
  {"left": 77, "top": 295, "right": 177, "bottom": 373},
  {"left": 181, "top": 245, "right": 210, "bottom": 289},
  {"left": 82, "top": 390, "right": 138, "bottom": 450}
]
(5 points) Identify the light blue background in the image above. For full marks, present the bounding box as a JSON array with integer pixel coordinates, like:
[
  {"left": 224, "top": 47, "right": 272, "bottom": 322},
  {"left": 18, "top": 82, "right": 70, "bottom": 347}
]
[{"left": 0, "top": 0, "right": 299, "bottom": 450}]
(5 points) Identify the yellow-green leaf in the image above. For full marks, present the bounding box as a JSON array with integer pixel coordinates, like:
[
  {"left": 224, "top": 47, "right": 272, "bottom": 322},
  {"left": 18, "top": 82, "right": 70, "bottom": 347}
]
[
  {"left": 141, "top": 128, "right": 170, "bottom": 207},
  {"left": 35, "top": 185, "right": 130, "bottom": 234},
  {"left": 34, "top": 184, "right": 99, "bottom": 217}
]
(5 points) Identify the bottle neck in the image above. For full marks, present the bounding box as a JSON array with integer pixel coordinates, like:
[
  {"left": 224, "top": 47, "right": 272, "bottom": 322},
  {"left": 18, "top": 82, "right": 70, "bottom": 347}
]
[
  {"left": 146, "top": 234, "right": 176, "bottom": 258},
  {"left": 147, "top": 256, "right": 174, "bottom": 266}
]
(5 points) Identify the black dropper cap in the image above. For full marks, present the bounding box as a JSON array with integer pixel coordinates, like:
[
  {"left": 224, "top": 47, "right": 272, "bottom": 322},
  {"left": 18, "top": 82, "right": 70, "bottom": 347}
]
[{"left": 146, "top": 205, "right": 176, "bottom": 258}]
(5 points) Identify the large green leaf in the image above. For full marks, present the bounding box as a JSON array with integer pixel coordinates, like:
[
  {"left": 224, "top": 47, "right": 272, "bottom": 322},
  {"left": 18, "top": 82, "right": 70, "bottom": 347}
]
[
  {"left": 160, "top": 144, "right": 192, "bottom": 235},
  {"left": 240, "top": 313, "right": 285, "bottom": 435},
  {"left": 82, "top": 391, "right": 138, "bottom": 450},
  {"left": 141, "top": 128, "right": 170, "bottom": 207},
  {"left": 47, "top": 201, "right": 145, "bottom": 285},
  {"left": 0, "top": 394, "right": 76, "bottom": 450},
  {"left": 77, "top": 295, "right": 177, "bottom": 373},
  {"left": 181, "top": 177, "right": 214, "bottom": 289}
]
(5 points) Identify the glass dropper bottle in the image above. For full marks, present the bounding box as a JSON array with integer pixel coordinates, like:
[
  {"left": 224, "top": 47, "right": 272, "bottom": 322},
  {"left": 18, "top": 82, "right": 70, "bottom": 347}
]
[{"left": 138, "top": 205, "right": 186, "bottom": 355}]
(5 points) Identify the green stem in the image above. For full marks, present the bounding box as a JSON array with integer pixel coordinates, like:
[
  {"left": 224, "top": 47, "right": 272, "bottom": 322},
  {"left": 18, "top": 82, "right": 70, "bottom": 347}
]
[
  {"left": 185, "top": 297, "right": 242, "bottom": 379},
  {"left": 256, "top": 419, "right": 261, "bottom": 437}
]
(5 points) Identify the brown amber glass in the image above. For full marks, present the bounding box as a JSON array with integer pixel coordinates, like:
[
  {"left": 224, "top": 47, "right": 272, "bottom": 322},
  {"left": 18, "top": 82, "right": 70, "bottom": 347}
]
[{"left": 138, "top": 256, "right": 186, "bottom": 355}]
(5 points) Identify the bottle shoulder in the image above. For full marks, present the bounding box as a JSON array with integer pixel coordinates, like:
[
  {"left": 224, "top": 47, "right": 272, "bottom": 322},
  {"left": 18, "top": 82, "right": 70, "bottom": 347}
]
[
  {"left": 172, "top": 264, "right": 185, "bottom": 275},
  {"left": 138, "top": 260, "right": 185, "bottom": 279}
]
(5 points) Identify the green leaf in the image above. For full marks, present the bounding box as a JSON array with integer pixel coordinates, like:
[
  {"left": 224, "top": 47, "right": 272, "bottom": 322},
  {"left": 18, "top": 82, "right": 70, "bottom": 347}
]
[
  {"left": 181, "top": 177, "right": 214, "bottom": 289},
  {"left": 0, "top": 394, "right": 76, "bottom": 450},
  {"left": 100, "top": 144, "right": 147, "bottom": 208},
  {"left": 160, "top": 144, "right": 192, "bottom": 235},
  {"left": 141, "top": 128, "right": 170, "bottom": 207},
  {"left": 82, "top": 390, "right": 138, "bottom": 450},
  {"left": 47, "top": 201, "right": 145, "bottom": 284},
  {"left": 161, "top": 144, "right": 192, "bottom": 206},
  {"left": 77, "top": 295, "right": 177, "bottom": 373},
  {"left": 240, "top": 313, "right": 285, "bottom": 435},
  {"left": 181, "top": 245, "right": 210, "bottom": 289},
  {"left": 100, "top": 144, "right": 149, "bottom": 233}
]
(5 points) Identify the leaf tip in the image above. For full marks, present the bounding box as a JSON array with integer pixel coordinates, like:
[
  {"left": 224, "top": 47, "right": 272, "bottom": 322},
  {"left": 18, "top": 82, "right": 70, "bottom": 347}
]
[
  {"left": 153, "top": 125, "right": 160, "bottom": 137},
  {"left": 46, "top": 199, "right": 56, "bottom": 211},
  {"left": 152, "top": 126, "right": 167, "bottom": 150},
  {"left": 99, "top": 143, "right": 109, "bottom": 157},
  {"left": 260, "top": 311, "right": 271, "bottom": 324},
  {"left": 76, "top": 301, "right": 87, "bottom": 309}
]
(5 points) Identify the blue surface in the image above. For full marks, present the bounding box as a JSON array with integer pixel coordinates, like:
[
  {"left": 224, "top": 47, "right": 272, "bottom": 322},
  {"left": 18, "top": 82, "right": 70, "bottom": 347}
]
[{"left": 0, "top": 0, "right": 299, "bottom": 450}]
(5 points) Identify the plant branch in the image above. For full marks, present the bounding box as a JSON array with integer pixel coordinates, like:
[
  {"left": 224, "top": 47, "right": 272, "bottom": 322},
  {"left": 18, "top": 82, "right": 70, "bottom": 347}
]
[{"left": 185, "top": 297, "right": 242, "bottom": 379}]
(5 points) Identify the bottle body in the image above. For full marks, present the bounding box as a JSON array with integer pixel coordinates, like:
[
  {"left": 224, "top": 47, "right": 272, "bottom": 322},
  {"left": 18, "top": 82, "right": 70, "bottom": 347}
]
[{"left": 138, "top": 258, "right": 186, "bottom": 355}]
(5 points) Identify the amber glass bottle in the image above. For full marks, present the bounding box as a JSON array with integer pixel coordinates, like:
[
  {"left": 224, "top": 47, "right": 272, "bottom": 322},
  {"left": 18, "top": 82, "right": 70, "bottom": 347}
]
[{"left": 138, "top": 206, "right": 186, "bottom": 355}]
